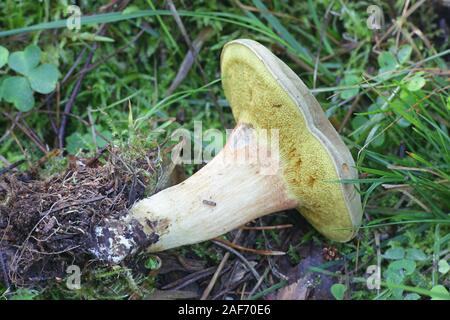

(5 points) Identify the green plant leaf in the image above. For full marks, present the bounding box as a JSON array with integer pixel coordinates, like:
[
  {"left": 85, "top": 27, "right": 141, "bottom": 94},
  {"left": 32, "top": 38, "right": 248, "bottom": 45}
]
[
  {"left": 385, "top": 270, "right": 405, "bottom": 298},
  {"left": 2, "top": 76, "right": 34, "bottom": 111},
  {"left": 340, "top": 73, "right": 360, "bottom": 100},
  {"left": 397, "top": 45, "right": 412, "bottom": 64},
  {"left": 145, "top": 255, "right": 162, "bottom": 270},
  {"left": 330, "top": 283, "right": 346, "bottom": 300},
  {"left": 404, "top": 293, "right": 421, "bottom": 300},
  {"left": 10, "top": 288, "right": 39, "bottom": 300},
  {"left": 438, "top": 259, "right": 450, "bottom": 275},
  {"left": 0, "top": 77, "right": 4, "bottom": 101},
  {"left": 351, "top": 115, "right": 368, "bottom": 131},
  {"left": 28, "top": 63, "right": 60, "bottom": 94},
  {"left": 388, "top": 259, "right": 416, "bottom": 275},
  {"left": 407, "top": 76, "right": 426, "bottom": 92},
  {"left": 383, "top": 247, "right": 405, "bottom": 260},
  {"left": 66, "top": 128, "right": 112, "bottom": 155},
  {"left": 372, "top": 131, "right": 385, "bottom": 148},
  {"left": 405, "top": 248, "right": 427, "bottom": 261},
  {"left": 0, "top": 45, "right": 9, "bottom": 68},
  {"left": 378, "top": 51, "right": 398, "bottom": 79},
  {"left": 430, "top": 285, "right": 450, "bottom": 300},
  {"left": 378, "top": 51, "right": 398, "bottom": 71},
  {"left": 8, "top": 44, "right": 41, "bottom": 76}
]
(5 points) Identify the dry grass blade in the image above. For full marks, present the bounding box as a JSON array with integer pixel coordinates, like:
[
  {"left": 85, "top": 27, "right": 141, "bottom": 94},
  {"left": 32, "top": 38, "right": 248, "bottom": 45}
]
[
  {"left": 166, "top": 27, "right": 213, "bottom": 96},
  {"left": 241, "top": 224, "right": 293, "bottom": 231}
]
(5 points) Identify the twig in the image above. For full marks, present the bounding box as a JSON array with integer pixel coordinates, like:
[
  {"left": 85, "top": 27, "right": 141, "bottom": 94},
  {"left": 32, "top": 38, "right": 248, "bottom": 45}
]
[
  {"left": 0, "top": 113, "right": 20, "bottom": 145},
  {"left": 0, "top": 160, "right": 25, "bottom": 177},
  {"left": 211, "top": 273, "right": 253, "bottom": 300},
  {"left": 161, "top": 266, "right": 217, "bottom": 290},
  {"left": 213, "top": 238, "right": 285, "bottom": 256},
  {"left": 247, "top": 266, "right": 270, "bottom": 299},
  {"left": 78, "top": 29, "right": 145, "bottom": 75},
  {"left": 241, "top": 224, "right": 293, "bottom": 231},
  {"left": 259, "top": 219, "right": 289, "bottom": 281},
  {"left": 338, "top": 94, "right": 361, "bottom": 133},
  {"left": 212, "top": 240, "right": 262, "bottom": 282},
  {"left": 58, "top": 46, "right": 97, "bottom": 149},
  {"left": 0, "top": 250, "right": 10, "bottom": 290},
  {"left": 165, "top": 0, "right": 224, "bottom": 124},
  {"left": 57, "top": 0, "right": 129, "bottom": 148},
  {"left": 201, "top": 230, "right": 242, "bottom": 300},
  {"left": 2, "top": 112, "right": 47, "bottom": 153}
]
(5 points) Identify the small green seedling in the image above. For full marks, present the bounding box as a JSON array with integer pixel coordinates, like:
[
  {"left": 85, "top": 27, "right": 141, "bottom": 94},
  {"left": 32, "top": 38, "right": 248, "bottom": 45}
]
[{"left": 331, "top": 283, "right": 347, "bottom": 300}]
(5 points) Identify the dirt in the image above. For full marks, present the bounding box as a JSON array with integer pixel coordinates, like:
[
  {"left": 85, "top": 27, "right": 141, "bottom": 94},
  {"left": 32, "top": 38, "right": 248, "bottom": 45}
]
[{"left": 0, "top": 146, "right": 163, "bottom": 287}]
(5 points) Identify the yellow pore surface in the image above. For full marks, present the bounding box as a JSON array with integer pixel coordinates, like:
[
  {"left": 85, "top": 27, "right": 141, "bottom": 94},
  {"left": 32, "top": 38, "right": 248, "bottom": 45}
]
[{"left": 221, "top": 44, "right": 354, "bottom": 241}]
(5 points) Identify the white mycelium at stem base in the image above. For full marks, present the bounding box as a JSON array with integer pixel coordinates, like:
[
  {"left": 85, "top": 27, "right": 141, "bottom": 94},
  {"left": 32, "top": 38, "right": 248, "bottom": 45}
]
[{"left": 130, "top": 123, "right": 297, "bottom": 252}]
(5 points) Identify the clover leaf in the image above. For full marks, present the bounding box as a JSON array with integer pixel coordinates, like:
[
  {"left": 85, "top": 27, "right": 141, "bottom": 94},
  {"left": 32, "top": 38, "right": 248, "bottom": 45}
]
[
  {"left": 0, "top": 45, "right": 9, "bottom": 69},
  {"left": 438, "top": 259, "right": 450, "bottom": 275},
  {"left": 397, "top": 45, "right": 412, "bottom": 64},
  {"left": 8, "top": 44, "right": 41, "bottom": 76},
  {"left": 2, "top": 44, "right": 60, "bottom": 111},
  {"left": 2, "top": 76, "right": 35, "bottom": 112},
  {"left": 405, "top": 248, "right": 427, "bottom": 261},
  {"left": 378, "top": 51, "right": 398, "bottom": 80},
  {"left": 407, "top": 75, "right": 426, "bottom": 92},
  {"left": 331, "top": 284, "right": 347, "bottom": 300},
  {"left": 340, "top": 73, "right": 360, "bottom": 100},
  {"left": 383, "top": 247, "right": 405, "bottom": 260},
  {"left": 28, "top": 64, "right": 60, "bottom": 94}
]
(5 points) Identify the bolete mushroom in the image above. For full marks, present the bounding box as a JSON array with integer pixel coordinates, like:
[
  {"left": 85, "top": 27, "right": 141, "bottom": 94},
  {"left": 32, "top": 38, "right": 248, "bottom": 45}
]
[{"left": 92, "top": 39, "right": 362, "bottom": 263}]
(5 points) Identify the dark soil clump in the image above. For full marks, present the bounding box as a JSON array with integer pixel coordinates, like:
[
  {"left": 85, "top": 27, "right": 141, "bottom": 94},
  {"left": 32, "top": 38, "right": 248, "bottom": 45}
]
[{"left": 0, "top": 146, "right": 162, "bottom": 287}]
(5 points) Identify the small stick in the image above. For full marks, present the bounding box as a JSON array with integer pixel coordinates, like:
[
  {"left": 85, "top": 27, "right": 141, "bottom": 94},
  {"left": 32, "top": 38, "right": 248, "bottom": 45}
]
[
  {"left": 201, "top": 230, "right": 242, "bottom": 300},
  {"left": 212, "top": 240, "right": 262, "bottom": 282},
  {"left": 0, "top": 160, "right": 25, "bottom": 177},
  {"left": 247, "top": 266, "right": 270, "bottom": 299},
  {"left": 161, "top": 266, "right": 216, "bottom": 290},
  {"left": 213, "top": 238, "right": 286, "bottom": 256},
  {"left": 58, "top": 48, "right": 96, "bottom": 149},
  {"left": 2, "top": 112, "right": 47, "bottom": 153},
  {"left": 241, "top": 224, "right": 293, "bottom": 231},
  {"left": 0, "top": 250, "right": 10, "bottom": 290}
]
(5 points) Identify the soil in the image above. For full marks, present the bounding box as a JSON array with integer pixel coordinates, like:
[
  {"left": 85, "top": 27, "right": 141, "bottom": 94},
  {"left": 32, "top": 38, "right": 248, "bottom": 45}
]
[{"left": 0, "top": 146, "right": 162, "bottom": 287}]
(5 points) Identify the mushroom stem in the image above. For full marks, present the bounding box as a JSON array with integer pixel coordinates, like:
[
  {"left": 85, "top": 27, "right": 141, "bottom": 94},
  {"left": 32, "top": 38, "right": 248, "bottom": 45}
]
[
  {"left": 134, "top": 123, "right": 298, "bottom": 252},
  {"left": 93, "top": 123, "right": 297, "bottom": 262}
]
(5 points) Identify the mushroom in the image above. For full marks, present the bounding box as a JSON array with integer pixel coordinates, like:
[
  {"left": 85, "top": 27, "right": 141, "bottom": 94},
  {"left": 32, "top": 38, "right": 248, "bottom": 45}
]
[{"left": 92, "top": 39, "right": 362, "bottom": 263}]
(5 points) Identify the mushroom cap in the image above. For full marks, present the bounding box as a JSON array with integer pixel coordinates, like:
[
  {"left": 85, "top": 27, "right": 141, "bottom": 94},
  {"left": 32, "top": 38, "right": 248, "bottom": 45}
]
[{"left": 220, "top": 39, "right": 362, "bottom": 242}]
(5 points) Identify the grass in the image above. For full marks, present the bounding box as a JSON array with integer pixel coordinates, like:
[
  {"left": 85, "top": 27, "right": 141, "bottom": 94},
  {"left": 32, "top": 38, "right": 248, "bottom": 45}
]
[{"left": 0, "top": 0, "right": 449, "bottom": 300}]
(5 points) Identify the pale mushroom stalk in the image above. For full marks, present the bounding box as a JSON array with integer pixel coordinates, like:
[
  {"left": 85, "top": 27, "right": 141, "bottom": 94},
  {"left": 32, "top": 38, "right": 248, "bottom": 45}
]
[
  {"left": 91, "top": 39, "right": 362, "bottom": 264},
  {"left": 131, "top": 123, "right": 297, "bottom": 252},
  {"left": 91, "top": 123, "right": 296, "bottom": 263}
]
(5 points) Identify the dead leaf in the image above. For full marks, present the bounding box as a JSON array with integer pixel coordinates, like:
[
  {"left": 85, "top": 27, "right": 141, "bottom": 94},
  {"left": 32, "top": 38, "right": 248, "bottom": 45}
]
[
  {"left": 228, "top": 261, "right": 257, "bottom": 284},
  {"left": 276, "top": 278, "right": 310, "bottom": 300},
  {"left": 177, "top": 254, "right": 207, "bottom": 272}
]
